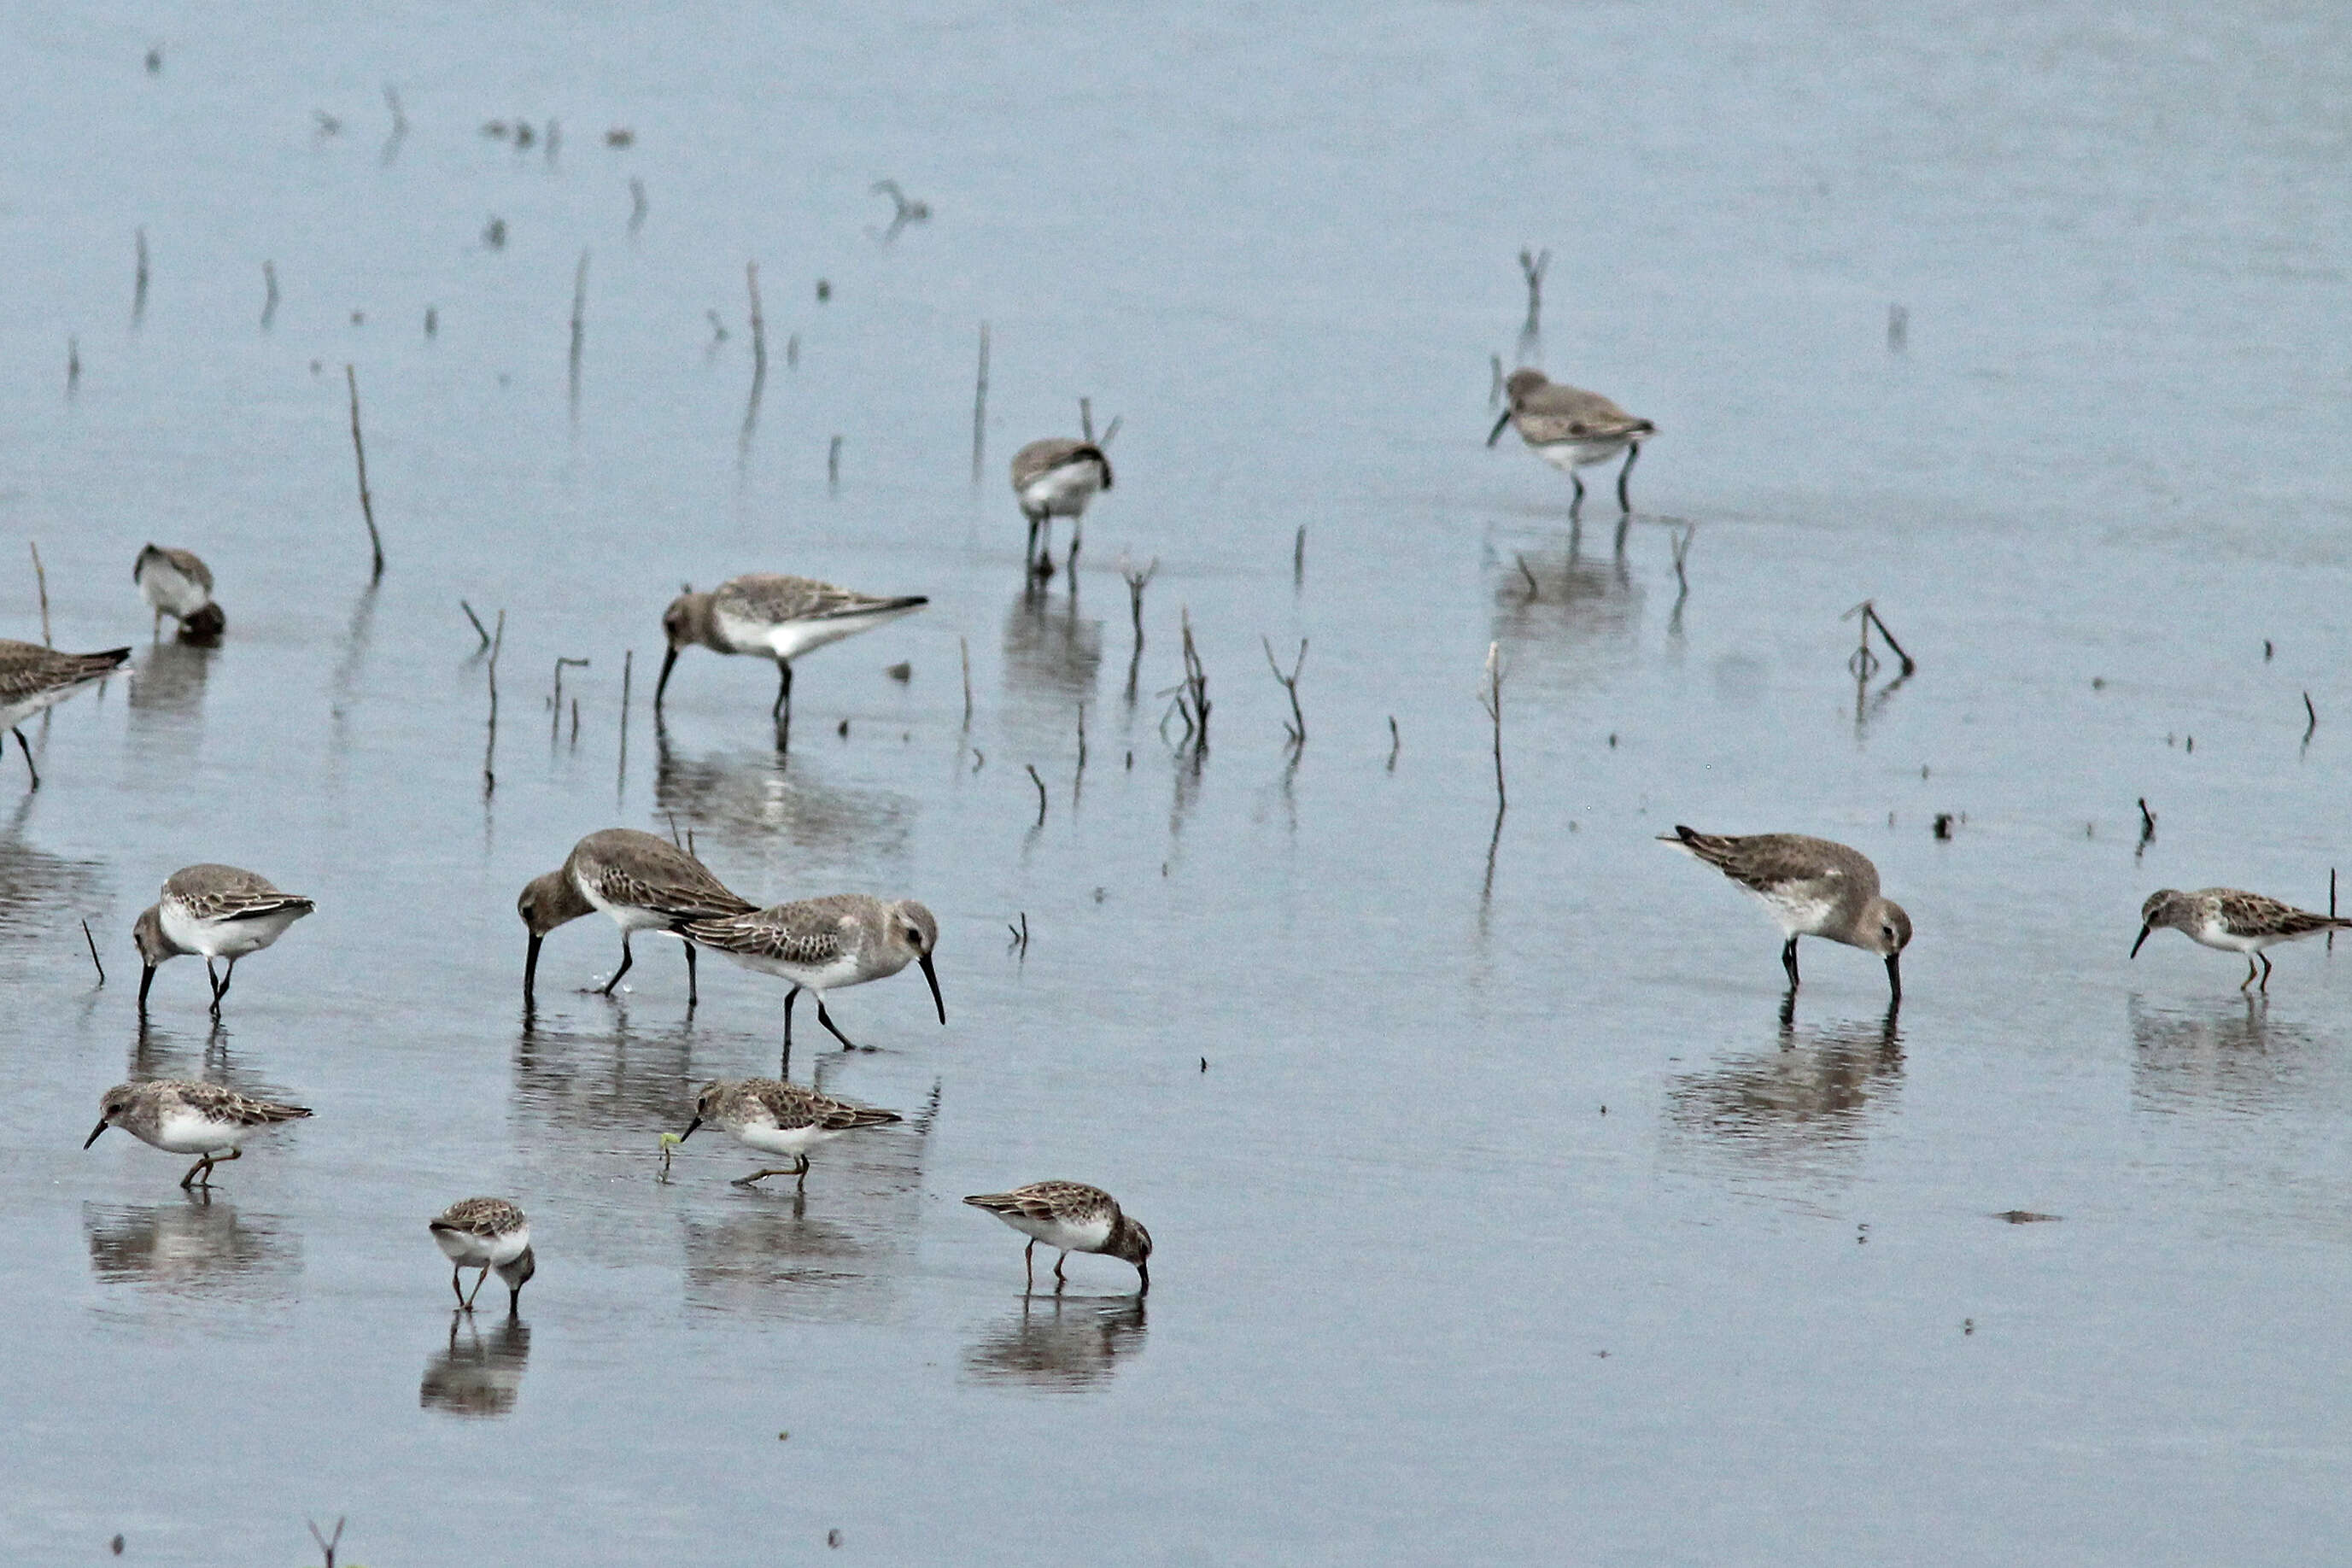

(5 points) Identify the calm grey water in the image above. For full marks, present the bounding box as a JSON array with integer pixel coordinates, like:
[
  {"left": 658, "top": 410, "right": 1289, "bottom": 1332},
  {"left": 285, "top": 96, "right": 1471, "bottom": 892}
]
[{"left": 4, "top": 3, "right": 2351, "bottom": 1563}]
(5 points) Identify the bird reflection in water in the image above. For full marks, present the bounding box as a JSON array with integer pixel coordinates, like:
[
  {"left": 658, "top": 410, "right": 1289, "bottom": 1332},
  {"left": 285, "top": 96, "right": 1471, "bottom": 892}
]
[
  {"left": 678, "top": 1078, "right": 937, "bottom": 1324},
  {"left": 652, "top": 728, "right": 911, "bottom": 880},
  {"left": 1665, "top": 998, "right": 1904, "bottom": 1176},
  {"left": 962, "top": 1295, "right": 1147, "bottom": 1390},
  {"left": 1001, "top": 584, "right": 1103, "bottom": 716},
  {"left": 0, "top": 798, "right": 104, "bottom": 953},
  {"left": 420, "top": 1313, "right": 531, "bottom": 1419},
  {"left": 1488, "top": 538, "right": 1643, "bottom": 698},
  {"left": 127, "top": 639, "right": 215, "bottom": 719},
  {"left": 513, "top": 1008, "right": 698, "bottom": 1134},
  {"left": 2127, "top": 994, "right": 2319, "bottom": 1115},
  {"left": 84, "top": 1194, "right": 299, "bottom": 1300}
]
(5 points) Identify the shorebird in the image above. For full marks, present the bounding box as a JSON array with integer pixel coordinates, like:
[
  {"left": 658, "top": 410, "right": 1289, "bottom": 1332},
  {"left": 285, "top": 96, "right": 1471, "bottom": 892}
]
[
  {"left": 1010, "top": 438, "right": 1114, "bottom": 579},
  {"left": 428, "top": 1197, "right": 535, "bottom": 1312},
  {"left": 2132, "top": 887, "right": 2352, "bottom": 991},
  {"left": 677, "top": 894, "right": 944, "bottom": 1057},
  {"left": 0, "top": 639, "right": 129, "bottom": 787},
  {"left": 133, "top": 863, "right": 316, "bottom": 1016},
  {"left": 132, "top": 544, "right": 225, "bottom": 640},
  {"left": 677, "top": 1078, "right": 902, "bottom": 1188},
  {"left": 965, "top": 1182, "right": 1152, "bottom": 1296},
  {"left": 518, "top": 828, "right": 755, "bottom": 1007},
  {"left": 1487, "top": 369, "right": 1654, "bottom": 516},
  {"left": 654, "top": 574, "right": 927, "bottom": 741},
  {"left": 1659, "top": 826, "right": 1911, "bottom": 1000},
  {"left": 84, "top": 1079, "right": 312, "bottom": 1189}
]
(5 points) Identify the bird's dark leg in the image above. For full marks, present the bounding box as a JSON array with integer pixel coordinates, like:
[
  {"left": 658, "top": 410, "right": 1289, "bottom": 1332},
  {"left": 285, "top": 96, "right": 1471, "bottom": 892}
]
[
  {"left": 1053, "top": 1251, "right": 1069, "bottom": 1291},
  {"left": 450, "top": 1265, "right": 466, "bottom": 1306},
  {"left": 793, "top": 1155, "right": 810, "bottom": 1191},
  {"left": 1782, "top": 936, "right": 1801, "bottom": 989},
  {"left": 732, "top": 1167, "right": 792, "bottom": 1188},
  {"left": 782, "top": 986, "right": 799, "bottom": 1046},
  {"left": 2242, "top": 956, "right": 2256, "bottom": 991},
  {"left": 218, "top": 957, "right": 236, "bottom": 1003},
  {"left": 180, "top": 1155, "right": 208, "bottom": 1189},
  {"left": 1067, "top": 517, "right": 1083, "bottom": 582},
  {"left": 1569, "top": 472, "right": 1585, "bottom": 519},
  {"left": 1612, "top": 513, "right": 1630, "bottom": 555},
  {"left": 1024, "top": 1238, "right": 1036, "bottom": 1292},
  {"left": 2259, "top": 952, "right": 2273, "bottom": 992},
  {"left": 1025, "top": 512, "right": 1041, "bottom": 571},
  {"left": 461, "top": 1268, "right": 489, "bottom": 1311},
  {"left": 772, "top": 661, "right": 793, "bottom": 749},
  {"left": 601, "top": 935, "right": 635, "bottom": 996},
  {"left": 815, "top": 998, "right": 858, "bottom": 1050},
  {"left": 12, "top": 728, "right": 37, "bottom": 789},
  {"left": 206, "top": 961, "right": 224, "bottom": 1015},
  {"left": 683, "top": 942, "right": 699, "bottom": 1006},
  {"left": 1617, "top": 442, "right": 1641, "bottom": 513}
]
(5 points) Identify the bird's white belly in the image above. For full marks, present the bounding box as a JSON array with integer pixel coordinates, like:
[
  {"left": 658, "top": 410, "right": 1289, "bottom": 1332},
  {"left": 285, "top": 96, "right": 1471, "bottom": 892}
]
[
  {"left": 717, "top": 950, "right": 868, "bottom": 990},
  {"left": 0, "top": 681, "right": 88, "bottom": 732},
  {"left": 164, "top": 902, "right": 301, "bottom": 959},
  {"left": 999, "top": 1212, "right": 1114, "bottom": 1253},
  {"left": 735, "top": 1123, "right": 834, "bottom": 1158},
  {"left": 2191, "top": 920, "right": 2266, "bottom": 954},
  {"left": 434, "top": 1229, "right": 493, "bottom": 1267},
  {"left": 150, "top": 1110, "right": 243, "bottom": 1155},
  {"left": 1532, "top": 436, "right": 1629, "bottom": 472},
  {"left": 714, "top": 604, "right": 916, "bottom": 664},
  {"left": 139, "top": 564, "right": 209, "bottom": 617},
  {"left": 1021, "top": 466, "right": 1101, "bottom": 518},
  {"left": 579, "top": 876, "right": 671, "bottom": 933},
  {"left": 1756, "top": 889, "right": 1837, "bottom": 939}
]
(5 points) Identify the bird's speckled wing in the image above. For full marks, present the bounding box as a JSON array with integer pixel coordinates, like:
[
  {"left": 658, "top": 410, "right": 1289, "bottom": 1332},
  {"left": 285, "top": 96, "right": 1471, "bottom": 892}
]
[
  {"left": 744, "top": 1079, "right": 901, "bottom": 1132},
  {"left": 1511, "top": 383, "right": 1651, "bottom": 445},
  {"left": 167, "top": 1080, "right": 313, "bottom": 1126},
  {"left": 2213, "top": 889, "right": 2347, "bottom": 939},
  {"left": 1010, "top": 439, "right": 1110, "bottom": 489},
  {"left": 1668, "top": 830, "right": 1878, "bottom": 900},
  {"left": 717, "top": 574, "right": 914, "bottom": 625},
  {"left": 431, "top": 1196, "right": 527, "bottom": 1237},
  {"left": 140, "top": 547, "right": 214, "bottom": 592},
  {"left": 162, "top": 864, "right": 315, "bottom": 921},
  {"left": 963, "top": 1180, "right": 1114, "bottom": 1225},
  {"left": 576, "top": 831, "right": 755, "bottom": 920},
  {"left": 0, "top": 640, "right": 131, "bottom": 705},
  {"left": 679, "top": 896, "right": 866, "bottom": 961}
]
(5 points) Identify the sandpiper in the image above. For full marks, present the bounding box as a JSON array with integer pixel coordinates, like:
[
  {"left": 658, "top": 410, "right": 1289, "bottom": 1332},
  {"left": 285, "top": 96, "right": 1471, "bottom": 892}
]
[
  {"left": 1487, "top": 369, "right": 1654, "bottom": 515},
  {"left": 653, "top": 574, "right": 927, "bottom": 740},
  {"left": 518, "top": 828, "right": 755, "bottom": 1007},
  {"left": 133, "top": 863, "right": 316, "bottom": 1016},
  {"left": 1659, "top": 825, "right": 1911, "bottom": 1000},
  {"left": 677, "top": 1078, "right": 903, "bottom": 1188},
  {"left": 84, "top": 1079, "right": 312, "bottom": 1188},
  {"left": 0, "top": 639, "right": 130, "bottom": 787},
  {"left": 2132, "top": 887, "right": 2351, "bottom": 991},
  {"left": 678, "top": 894, "right": 944, "bottom": 1056},
  {"left": 964, "top": 1181, "right": 1152, "bottom": 1296},
  {"left": 1010, "top": 437, "right": 1114, "bottom": 579},
  {"left": 133, "top": 545, "right": 225, "bottom": 640},
  {"left": 428, "top": 1197, "right": 535, "bottom": 1312}
]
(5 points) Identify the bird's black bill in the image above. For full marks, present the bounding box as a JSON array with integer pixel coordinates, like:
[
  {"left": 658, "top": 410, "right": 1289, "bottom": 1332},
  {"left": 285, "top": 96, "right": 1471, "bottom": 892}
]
[
  {"left": 84, "top": 1120, "right": 110, "bottom": 1150},
  {"left": 137, "top": 964, "right": 155, "bottom": 1013},
  {"left": 2129, "top": 925, "right": 2152, "bottom": 959},
  {"left": 1485, "top": 408, "right": 1513, "bottom": 448},
  {"left": 653, "top": 645, "right": 681, "bottom": 708},
  {"left": 1136, "top": 1261, "right": 1150, "bottom": 1297},
  {"left": 523, "top": 933, "right": 541, "bottom": 1005},
  {"left": 1885, "top": 952, "right": 1902, "bottom": 1004},
  {"left": 678, "top": 1116, "right": 700, "bottom": 1142},
  {"left": 919, "top": 952, "right": 946, "bottom": 1025}
]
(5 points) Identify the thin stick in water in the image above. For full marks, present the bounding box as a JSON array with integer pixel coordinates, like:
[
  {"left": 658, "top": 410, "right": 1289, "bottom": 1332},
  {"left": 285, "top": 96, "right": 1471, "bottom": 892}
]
[
  {"left": 1294, "top": 525, "right": 1306, "bottom": 588},
  {"left": 261, "top": 261, "right": 279, "bottom": 329},
  {"left": 629, "top": 178, "right": 647, "bottom": 234},
  {"left": 67, "top": 336, "right": 79, "bottom": 394},
  {"left": 133, "top": 228, "right": 149, "bottom": 326},
  {"left": 741, "top": 261, "right": 767, "bottom": 447},
  {"left": 460, "top": 600, "right": 490, "bottom": 649},
  {"left": 960, "top": 635, "right": 973, "bottom": 731},
  {"left": 1387, "top": 715, "right": 1400, "bottom": 771},
  {"left": 28, "top": 542, "right": 50, "bottom": 647},
  {"left": 483, "top": 610, "right": 505, "bottom": 796},
  {"left": 1079, "top": 396, "right": 1094, "bottom": 443},
  {"left": 1261, "top": 635, "right": 1307, "bottom": 746},
  {"left": 1479, "top": 641, "right": 1506, "bottom": 811},
  {"left": 568, "top": 251, "right": 589, "bottom": 416},
  {"left": 1025, "top": 763, "right": 1047, "bottom": 828},
  {"left": 345, "top": 364, "right": 384, "bottom": 579},
  {"left": 828, "top": 435, "right": 842, "bottom": 489},
  {"left": 971, "top": 323, "right": 990, "bottom": 479},
  {"left": 81, "top": 918, "right": 104, "bottom": 984}
]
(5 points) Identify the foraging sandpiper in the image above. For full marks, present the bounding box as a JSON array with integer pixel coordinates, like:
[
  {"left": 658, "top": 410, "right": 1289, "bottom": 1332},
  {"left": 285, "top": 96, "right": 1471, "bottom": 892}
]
[
  {"left": 964, "top": 1181, "right": 1152, "bottom": 1296},
  {"left": 1010, "top": 437, "right": 1114, "bottom": 579},
  {"left": 677, "top": 1078, "right": 902, "bottom": 1188},
  {"left": 653, "top": 573, "right": 926, "bottom": 741},
  {"left": 133, "top": 545, "right": 225, "bottom": 640},
  {"left": 1488, "top": 369, "right": 1653, "bottom": 515},
  {"left": 1660, "top": 825, "right": 1911, "bottom": 1000},
  {"left": 518, "top": 828, "right": 755, "bottom": 1006},
  {"left": 84, "top": 1079, "right": 312, "bottom": 1188},
  {"left": 0, "top": 639, "right": 130, "bottom": 787},
  {"left": 133, "top": 863, "right": 316, "bottom": 1016},
  {"left": 2133, "top": 887, "right": 2351, "bottom": 991},
  {"left": 677, "top": 894, "right": 944, "bottom": 1056},
  {"left": 429, "top": 1197, "right": 535, "bottom": 1312}
]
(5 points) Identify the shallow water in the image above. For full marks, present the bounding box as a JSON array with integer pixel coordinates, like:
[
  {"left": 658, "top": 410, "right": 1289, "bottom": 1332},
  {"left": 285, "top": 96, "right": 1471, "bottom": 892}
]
[{"left": 4, "top": 3, "right": 2352, "bottom": 1563}]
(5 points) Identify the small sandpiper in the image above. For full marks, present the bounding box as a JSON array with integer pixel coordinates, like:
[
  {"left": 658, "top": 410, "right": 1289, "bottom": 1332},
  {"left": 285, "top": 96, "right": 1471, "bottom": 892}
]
[
  {"left": 133, "top": 545, "right": 225, "bottom": 640},
  {"left": 0, "top": 638, "right": 130, "bottom": 787},
  {"left": 677, "top": 1078, "right": 903, "bottom": 1188},
  {"left": 428, "top": 1197, "right": 535, "bottom": 1313},
  {"left": 85, "top": 1079, "right": 312, "bottom": 1189},
  {"left": 964, "top": 1181, "right": 1152, "bottom": 1296},
  {"left": 518, "top": 828, "right": 756, "bottom": 1007},
  {"left": 677, "top": 894, "right": 944, "bottom": 1056},
  {"left": 2133, "top": 887, "right": 2351, "bottom": 991},
  {"left": 1660, "top": 825, "right": 1911, "bottom": 1000},
  {"left": 1010, "top": 437, "right": 1115, "bottom": 580},
  {"left": 1487, "top": 369, "right": 1654, "bottom": 515},
  {"left": 133, "top": 863, "right": 316, "bottom": 1016},
  {"left": 653, "top": 573, "right": 927, "bottom": 741}
]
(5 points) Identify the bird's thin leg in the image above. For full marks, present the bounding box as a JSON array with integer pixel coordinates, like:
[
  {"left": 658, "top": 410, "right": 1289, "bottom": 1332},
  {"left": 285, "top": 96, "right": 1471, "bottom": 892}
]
[
  {"left": 601, "top": 935, "right": 635, "bottom": 996},
  {"left": 10, "top": 728, "right": 34, "bottom": 789},
  {"left": 450, "top": 1265, "right": 467, "bottom": 1306},
  {"left": 1025, "top": 512, "right": 1040, "bottom": 570},
  {"left": 732, "top": 1167, "right": 793, "bottom": 1188},
  {"left": 1024, "top": 1238, "right": 1036, "bottom": 1292},
  {"left": 794, "top": 1155, "right": 810, "bottom": 1191},
  {"left": 684, "top": 941, "right": 699, "bottom": 1006},
  {"left": 782, "top": 986, "right": 799, "bottom": 1046},
  {"left": 206, "top": 961, "right": 224, "bottom": 1015},
  {"left": 772, "top": 661, "right": 793, "bottom": 750},
  {"left": 1067, "top": 517, "right": 1083, "bottom": 582},
  {"left": 1569, "top": 471, "right": 1586, "bottom": 519},
  {"left": 461, "top": 1268, "right": 488, "bottom": 1311},
  {"left": 1617, "top": 442, "right": 1641, "bottom": 513},
  {"left": 1054, "top": 1251, "right": 1069, "bottom": 1291},
  {"left": 180, "top": 1155, "right": 208, "bottom": 1189},
  {"left": 218, "top": 957, "right": 235, "bottom": 1002},
  {"left": 1612, "top": 513, "right": 1630, "bottom": 555},
  {"left": 1782, "top": 937, "right": 1802, "bottom": 989},
  {"left": 2260, "top": 952, "right": 2273, "bottom": 992},
  {"left": 153, "top": 608, "right": 164, "bottom": 640},
  {"left": 2242, "top": 955, "right": 2256, "bottom": 991},
  {"left": 815, "top": 998, "right": 859, "bottom": 1050}
]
